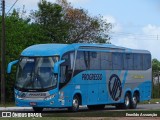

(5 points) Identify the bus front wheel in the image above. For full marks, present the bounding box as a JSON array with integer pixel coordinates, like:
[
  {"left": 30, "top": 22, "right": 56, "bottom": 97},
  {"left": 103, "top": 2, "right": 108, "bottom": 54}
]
[
  {"left": 32, "top": 107, "right": 43, "bottom": 112},
  {"left": 68, "top": 95, "right": 80, "bottom": 112}
]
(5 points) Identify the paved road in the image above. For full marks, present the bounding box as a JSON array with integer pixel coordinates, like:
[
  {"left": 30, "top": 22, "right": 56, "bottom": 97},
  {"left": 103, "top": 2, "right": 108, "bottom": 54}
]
[{"left": 0, "top": 104, "right": 160, "bottom": 111}]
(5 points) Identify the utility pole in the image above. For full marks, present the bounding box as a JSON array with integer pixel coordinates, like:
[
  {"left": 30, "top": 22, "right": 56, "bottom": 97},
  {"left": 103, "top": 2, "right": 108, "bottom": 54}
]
[{"left": 1, "top": 0, "right": 5, "bottom": 105}]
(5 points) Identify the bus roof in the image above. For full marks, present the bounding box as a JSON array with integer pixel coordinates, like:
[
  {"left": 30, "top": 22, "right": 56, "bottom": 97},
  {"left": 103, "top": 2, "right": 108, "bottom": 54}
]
[{"left": 21, "top": 43, "right": 150, "bottom": 56}]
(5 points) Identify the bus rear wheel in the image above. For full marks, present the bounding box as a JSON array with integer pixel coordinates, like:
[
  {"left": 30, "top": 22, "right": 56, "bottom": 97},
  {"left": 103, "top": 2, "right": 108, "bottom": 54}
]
[
  {"left": 68, "top": 95, "right": 80, "bottom": 112},
  {"left": 32, "top": 107, "right": 43, "bottom": 112},
  {"left": 130, "top": 93, "right": 138, "bottom": 109}
]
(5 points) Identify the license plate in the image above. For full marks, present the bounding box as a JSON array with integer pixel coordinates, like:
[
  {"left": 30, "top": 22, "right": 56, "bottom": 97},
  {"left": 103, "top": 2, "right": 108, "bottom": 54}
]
[{"left": 30, "top": 102, "right": 37, "bottom": 106}]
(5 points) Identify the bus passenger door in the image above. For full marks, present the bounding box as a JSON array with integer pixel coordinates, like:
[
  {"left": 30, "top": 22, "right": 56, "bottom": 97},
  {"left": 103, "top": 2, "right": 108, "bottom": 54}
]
[{"left": 58, "top": 52, "right": 74, "bottom": 106}]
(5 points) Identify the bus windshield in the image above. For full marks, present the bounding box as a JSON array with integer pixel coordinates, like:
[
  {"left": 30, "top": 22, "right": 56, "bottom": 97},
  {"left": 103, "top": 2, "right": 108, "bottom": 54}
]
[{"left": 15, "top": 56, "right": 59, "bottom": 90}]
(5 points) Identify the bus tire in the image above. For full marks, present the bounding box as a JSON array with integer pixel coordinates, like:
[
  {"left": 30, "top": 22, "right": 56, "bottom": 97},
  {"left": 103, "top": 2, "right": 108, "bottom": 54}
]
[
  {"left": 68, "top": 95, "right": 80, "bottom": 112},
  {"left": 32, "top": 107, "right": 43, "bottom": 112},
  {"left": 122, "top": 92, "right": 131, "bottom": 109},
  {"left": 130, "top": 93, "right": 138, "bottom": 109}
]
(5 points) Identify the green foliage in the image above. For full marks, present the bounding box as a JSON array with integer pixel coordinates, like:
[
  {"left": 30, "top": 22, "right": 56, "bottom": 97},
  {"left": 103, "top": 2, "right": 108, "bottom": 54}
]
[
  {"left": 57, "top": 0, "right": 111, "bottom": 43},
  {"left": 152, "top": 59, "right": 160, "bottom": 98},
  {"left": 0, "top": 0, "right": 112, "bottom": 102},
  {"left": 152, "top": 58, "right": 160, "bottom": 75},
  {"left": 1, "top": 10, "right": 42, "bottom": 102},
  {"left": 1, "top": 9, "right": 51, "bottom": 101},
  {"left": 31, "top": 0, "right": 70, "bottom": 43},
  {"left": 31, "top": 0, "right": 111, "bottom": 43}
]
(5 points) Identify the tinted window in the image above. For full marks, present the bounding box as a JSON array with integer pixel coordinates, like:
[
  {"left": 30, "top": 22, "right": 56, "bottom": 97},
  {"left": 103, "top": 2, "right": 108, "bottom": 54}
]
[
  {"left": 143, "top": 54, "right": 151, "bottom": 70},
  {"left": 112, "top": 53, "right": 123, "bottom": 69},
  {"left": 60, "top": 52, "right": 75, "bottom": 87},
  {"left": 101, "top": 52, "right": 112, "bottom": 69},
  {"left": 89, "top": 52, "right": 101, "bottom": 69},
  {"left": 124, "top": 54, "right": 134, "bottom": 70},
  {"left": 62, "top": 52, "right": 75, "bottom": 70},
  {"left": 75, "top": 51, "right": 89, "bottom": 70},
  {"left": 134, "top": 54, "right": 143, "bottom": 70}
]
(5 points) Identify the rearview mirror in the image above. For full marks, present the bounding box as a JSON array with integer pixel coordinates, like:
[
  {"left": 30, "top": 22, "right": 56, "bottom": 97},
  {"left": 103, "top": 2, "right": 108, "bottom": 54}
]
[
  {"left": 54, "top": 60, "right": 65, "bottom": 74},
  {"left": 7, "top": 60, "right": 18, "bottom": 74}
]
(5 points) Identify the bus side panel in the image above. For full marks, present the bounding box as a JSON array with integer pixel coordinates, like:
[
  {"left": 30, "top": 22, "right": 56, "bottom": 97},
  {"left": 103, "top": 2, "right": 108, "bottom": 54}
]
[
  {"left": 106, "top": 69, "right": 152, "bottom": 104},
  {"left": 122, "top": 69, "right": 152, "bottom": 102},
  {"left": 138, "top": 81, "right": 152, "bottom": 101},
  {"left": 60, "top": 68, "right": 151, "bottom": 107},
  {"left": 60, "top": 70, "right": 108, "bottom": 106}
]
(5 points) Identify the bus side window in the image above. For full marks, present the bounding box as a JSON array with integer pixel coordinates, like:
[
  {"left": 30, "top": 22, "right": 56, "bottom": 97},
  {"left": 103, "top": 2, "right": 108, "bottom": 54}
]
[
  {"left": 124, "top": 53, "right": 134, "bottom": 70},
  {"left": 60, "top": 52, "right": 74, "bottom": 88},
  {"left": 143, "top": 54, "right": 151, "bottom": 70},
  {"left": 112, "top": 53, "right": 123, "bottom": 69},
  {"left": 75, "top": 51, "right": 87, "bottom": 70},
  {"left": 134, "top": 54, "right": 143, "bottom": 70},
  {"left": 101, "top": 52, "right": 112, "bottom": 69},
  {"left": 89, "top": 52, "right": 100, "bottom": 69}
]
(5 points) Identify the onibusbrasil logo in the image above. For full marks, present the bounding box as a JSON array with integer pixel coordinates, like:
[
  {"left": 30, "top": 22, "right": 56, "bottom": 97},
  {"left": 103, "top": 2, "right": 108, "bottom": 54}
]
[
  {"left": 1, "top": 112, "right": 42, "bottom": 118},
  {"left": 108, "top": 74, "right": 122, "bottom": 101}
]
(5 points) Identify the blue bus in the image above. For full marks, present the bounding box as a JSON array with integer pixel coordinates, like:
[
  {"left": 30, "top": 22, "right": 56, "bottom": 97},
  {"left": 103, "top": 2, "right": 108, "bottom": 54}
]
[{"left": 7, "top": 43, "right": 152, "bottom": 112}]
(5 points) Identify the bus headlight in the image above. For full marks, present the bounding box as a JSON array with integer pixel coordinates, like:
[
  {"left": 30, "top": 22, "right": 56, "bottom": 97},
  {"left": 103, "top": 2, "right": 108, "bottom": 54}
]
[
  {"left": 16, "top": 95, "right": 23, "bottom": 100},
  {"left": 44, "top": 94, "right": 55, "bottom": 101}
]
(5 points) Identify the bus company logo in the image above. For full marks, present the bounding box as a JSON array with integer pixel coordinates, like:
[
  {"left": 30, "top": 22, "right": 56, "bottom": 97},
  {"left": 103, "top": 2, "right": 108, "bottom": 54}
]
[{"left": 108, "top": 74, "right": 122, "bottom": 101}]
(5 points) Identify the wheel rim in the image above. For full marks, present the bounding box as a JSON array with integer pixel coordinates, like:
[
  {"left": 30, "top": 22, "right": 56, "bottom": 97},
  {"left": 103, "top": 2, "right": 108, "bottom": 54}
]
[
  {"left": 73, "top": 98, "right": 79, "bottom": 109},
  {"left": 125, "top": 96, "right": 130, "bottom": 106},
  {"left": 132, "top": 96, "right": 137, "bottom": 105}
]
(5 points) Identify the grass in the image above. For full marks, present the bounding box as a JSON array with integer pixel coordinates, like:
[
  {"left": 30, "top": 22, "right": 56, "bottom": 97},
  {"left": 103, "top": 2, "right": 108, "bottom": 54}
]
[
  {"left": 0, "top": 117, "right": 114, "bottom": 120},
  {"left": 0, "top": 102, "right": 15, "bottom": 107},
  {"left": 140, "top": 98, "right": 160, "bottom": 104},
  {"left": 0, "top": 117, "right": 74, "bottom": 120}
]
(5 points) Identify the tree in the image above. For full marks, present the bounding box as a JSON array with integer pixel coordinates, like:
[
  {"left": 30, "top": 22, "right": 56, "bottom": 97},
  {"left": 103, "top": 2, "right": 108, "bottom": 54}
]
[
  {"left": 31, "top": 0, "right": 70, "bottom": 43},
  {"left": 152, "top": 58, "right": 160, "bottom": 75},
  {"left": 152, "top": 59, "right": 160, "bottom": 98},
  {"left": 1, "top": 9, "right": 45, "bottom": 102},
  {"left": 1, "top": 0, "right": 112, "bottom": 102},
  {"left": 31, "top": 0, "right": 112, "bottom": 43},
  {"left": 57, "top": 0, "right": 112, "bottom": 43}
]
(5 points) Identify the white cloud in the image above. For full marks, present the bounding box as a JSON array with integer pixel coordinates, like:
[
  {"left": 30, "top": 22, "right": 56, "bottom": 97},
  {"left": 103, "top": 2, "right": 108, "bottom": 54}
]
[
  {"left": 111, "top": 36, "right": 139, "bottom": 49},
  {"left": 111, "top": 24, "right": 160, "bottom": 60},
  {"left": 142, "top": 24, "right": 160, "bottom": 35},
  {"left": 104, "top": 15, "right": 122, "bottom": 33}
]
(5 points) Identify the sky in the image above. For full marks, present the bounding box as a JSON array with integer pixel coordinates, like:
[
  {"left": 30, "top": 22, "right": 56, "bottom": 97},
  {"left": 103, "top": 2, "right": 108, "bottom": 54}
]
[{"left": 6, "top": 0, "right": 160, "bottom": 60}]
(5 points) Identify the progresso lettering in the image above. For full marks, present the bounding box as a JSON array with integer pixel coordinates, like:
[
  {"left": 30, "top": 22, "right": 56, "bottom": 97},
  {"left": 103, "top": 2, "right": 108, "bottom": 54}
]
[
  {"left": 28, "top": 93, "right": 46, "bottom": 97},
  {"left": 82, "top": 74, "right": 102, "bottom": 80}
]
